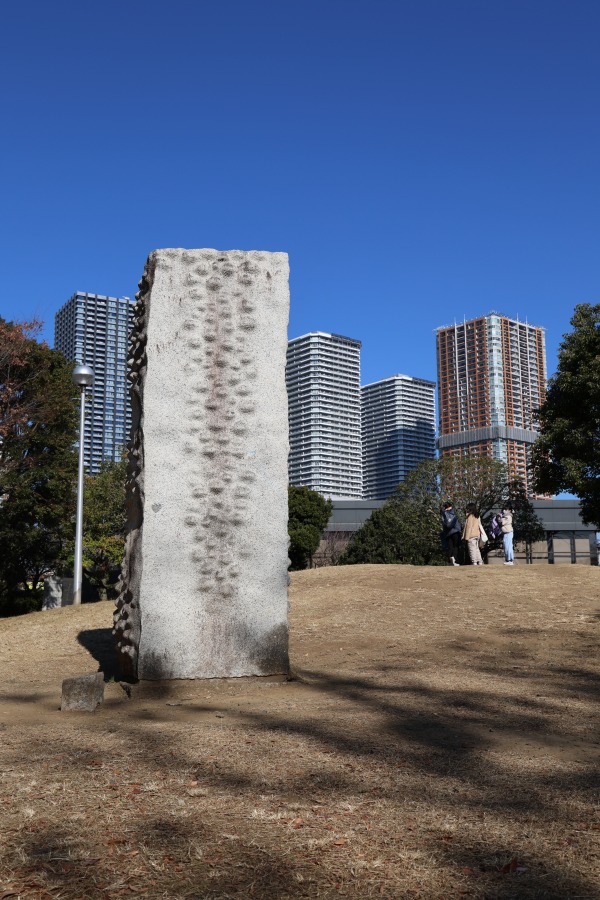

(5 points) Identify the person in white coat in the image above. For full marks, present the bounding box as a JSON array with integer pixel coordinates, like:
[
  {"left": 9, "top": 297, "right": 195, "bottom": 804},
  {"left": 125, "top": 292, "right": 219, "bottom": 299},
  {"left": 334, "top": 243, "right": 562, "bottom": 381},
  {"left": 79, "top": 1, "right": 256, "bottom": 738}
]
[{"left": 462, "top": 503, "right": 484, "bottom": 566}]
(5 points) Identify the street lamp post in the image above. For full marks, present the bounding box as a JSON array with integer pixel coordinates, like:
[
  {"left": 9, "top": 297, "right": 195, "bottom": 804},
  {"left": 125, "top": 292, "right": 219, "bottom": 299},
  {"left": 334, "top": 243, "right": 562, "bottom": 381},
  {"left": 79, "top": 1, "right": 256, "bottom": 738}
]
[{"left": 72, "top": 364, "right": 94, "bottom": 606}]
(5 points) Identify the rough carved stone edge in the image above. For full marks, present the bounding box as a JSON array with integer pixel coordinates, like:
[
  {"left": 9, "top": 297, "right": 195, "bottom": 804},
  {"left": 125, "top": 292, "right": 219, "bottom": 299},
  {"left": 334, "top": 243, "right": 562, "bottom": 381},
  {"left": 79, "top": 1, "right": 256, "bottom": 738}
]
[{"left": 112, "top": 253, "right": 155, "bottom": 681}]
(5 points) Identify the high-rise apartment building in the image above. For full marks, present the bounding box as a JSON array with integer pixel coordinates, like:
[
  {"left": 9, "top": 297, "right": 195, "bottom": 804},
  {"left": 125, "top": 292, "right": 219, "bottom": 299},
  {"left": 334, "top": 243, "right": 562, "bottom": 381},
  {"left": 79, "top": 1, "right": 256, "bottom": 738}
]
[
  {"left": 55, "top": 291, "right": 135, "bottom": 474},
  {"left": 362, "top": 375, "right": 436, "bottom": 500},
  {"left": 436, "top": 313, "right": 547, "bottom": 492},
  {"left": 286, "top": 332, "right": 363, "bottom": 499}
]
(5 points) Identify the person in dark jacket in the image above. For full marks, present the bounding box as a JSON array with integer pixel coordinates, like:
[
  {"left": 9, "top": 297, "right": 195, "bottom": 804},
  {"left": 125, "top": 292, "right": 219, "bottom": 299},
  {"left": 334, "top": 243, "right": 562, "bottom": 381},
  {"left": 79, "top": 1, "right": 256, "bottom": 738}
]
[
  {"left": 489, "top": 513, "right": 502, "bottom": 540},
  {"left": 440, "top": 501, "right": 462, "bottom": 566}
]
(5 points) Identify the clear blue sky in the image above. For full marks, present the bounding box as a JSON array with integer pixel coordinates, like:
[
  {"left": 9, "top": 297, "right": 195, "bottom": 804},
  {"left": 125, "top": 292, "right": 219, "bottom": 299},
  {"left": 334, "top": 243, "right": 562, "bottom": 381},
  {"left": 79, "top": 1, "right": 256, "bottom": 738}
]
[{"left": 1, "top": 0, "right": 598, "bottom": 386}]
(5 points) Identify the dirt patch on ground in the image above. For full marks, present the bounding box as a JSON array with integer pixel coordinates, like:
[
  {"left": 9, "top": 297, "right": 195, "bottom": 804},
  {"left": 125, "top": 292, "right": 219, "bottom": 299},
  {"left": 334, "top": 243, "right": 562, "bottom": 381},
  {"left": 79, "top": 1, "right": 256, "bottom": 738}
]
[{"left": 1, "top": 564, "right": 599, "bottom": 898}]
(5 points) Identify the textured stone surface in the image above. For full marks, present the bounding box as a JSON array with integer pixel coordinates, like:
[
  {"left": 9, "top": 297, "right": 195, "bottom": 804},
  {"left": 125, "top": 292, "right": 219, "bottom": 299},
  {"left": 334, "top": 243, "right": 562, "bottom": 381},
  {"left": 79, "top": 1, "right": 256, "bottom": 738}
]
[
  {"left": 60, "top": 577, "right": 74, "bottom": 606},
  {"left": 61, "top": 672, "right": 105, "bottom": 712},
  {"left": 42, "top": 577, "right": 62, "bottom": 610},
  {"left": 114, "top": 249, "right": 290, "bottom": 680}
]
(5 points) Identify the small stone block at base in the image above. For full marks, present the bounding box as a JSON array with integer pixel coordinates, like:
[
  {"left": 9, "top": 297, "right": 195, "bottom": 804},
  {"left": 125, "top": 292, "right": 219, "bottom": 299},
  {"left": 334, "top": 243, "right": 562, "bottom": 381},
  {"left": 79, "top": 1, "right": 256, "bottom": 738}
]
[{"left": 61, "top": 672, "right": 105, "bottom": 712}]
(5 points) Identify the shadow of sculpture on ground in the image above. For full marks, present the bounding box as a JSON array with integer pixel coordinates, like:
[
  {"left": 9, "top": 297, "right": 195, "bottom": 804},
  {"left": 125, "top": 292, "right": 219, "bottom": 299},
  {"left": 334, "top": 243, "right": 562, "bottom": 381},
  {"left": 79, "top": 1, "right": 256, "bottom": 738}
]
[{"left": 77, "top": 628, "right": 119, "bottom": 682}]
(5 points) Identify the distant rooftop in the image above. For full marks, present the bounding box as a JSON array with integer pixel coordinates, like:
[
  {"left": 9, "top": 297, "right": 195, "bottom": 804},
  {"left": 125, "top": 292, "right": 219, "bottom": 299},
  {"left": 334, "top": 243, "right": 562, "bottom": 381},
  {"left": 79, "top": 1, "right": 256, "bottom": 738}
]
[
  {"left": 288, "top": 330, "right": 362, "bottom": 348},
  {"left": 436, "top": 312, "right": 545, "bottom": 333},
  {"left": 362, "top": 373, "right": 436, "bottom": 389},
  {"left": 73, "top": 291, "right": 131, "bottom": 299}
]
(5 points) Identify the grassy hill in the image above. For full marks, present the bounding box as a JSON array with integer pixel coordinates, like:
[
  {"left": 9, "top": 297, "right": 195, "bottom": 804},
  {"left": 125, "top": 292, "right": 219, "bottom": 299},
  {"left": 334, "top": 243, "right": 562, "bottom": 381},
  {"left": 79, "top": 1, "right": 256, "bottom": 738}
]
[{"left": 1, "top": 564, "right": 599, "bottom": 897}]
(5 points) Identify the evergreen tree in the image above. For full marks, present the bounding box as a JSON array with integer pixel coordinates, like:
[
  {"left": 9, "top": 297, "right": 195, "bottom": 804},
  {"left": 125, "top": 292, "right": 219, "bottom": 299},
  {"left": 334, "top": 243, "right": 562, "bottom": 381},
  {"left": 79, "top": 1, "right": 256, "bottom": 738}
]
[
  {"left": 288, "top": 486, "right": 333, "bottom": 570},
  {"left": 532, "top": 303, "right": 600, "bottom": 527},
  {"left": 82, "top": 457, "right": 127, "bottom": 599},
  {"left": 507, "top": 479, "right": 546, "bottom": 563},
  {"left": 339, "top": 501, "right": 406, "bottom": 565},
  {"left": 0, "top": 327, "right": 78, "bottom": 614}
]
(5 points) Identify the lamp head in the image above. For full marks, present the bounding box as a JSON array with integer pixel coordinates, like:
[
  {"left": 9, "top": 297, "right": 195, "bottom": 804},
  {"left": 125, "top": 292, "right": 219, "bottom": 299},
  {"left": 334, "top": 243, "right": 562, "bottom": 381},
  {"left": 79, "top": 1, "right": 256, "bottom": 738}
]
[{"left": 72, "top": 364, "right": 94, "bottom": 388}]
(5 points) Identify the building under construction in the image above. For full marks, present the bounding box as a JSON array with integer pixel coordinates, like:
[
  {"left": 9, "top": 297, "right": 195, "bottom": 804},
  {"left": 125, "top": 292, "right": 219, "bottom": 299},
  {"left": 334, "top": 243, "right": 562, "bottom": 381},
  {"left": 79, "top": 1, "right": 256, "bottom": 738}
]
[{"left": 435, "top": 313, "right": 547, "bottom": 493}]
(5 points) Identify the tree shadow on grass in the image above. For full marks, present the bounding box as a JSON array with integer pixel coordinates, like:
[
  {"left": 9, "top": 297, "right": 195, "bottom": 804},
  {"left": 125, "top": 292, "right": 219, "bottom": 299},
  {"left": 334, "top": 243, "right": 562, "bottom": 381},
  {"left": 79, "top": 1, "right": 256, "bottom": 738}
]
[
  {"left": 14, "top": 817, "right": 330, "bottom": 899},
  {"left": 7, "top": 727, "right": 599, "bottom": 900},
  {"left": 3, "top": 623, "right": 600, "bottom": 897}
]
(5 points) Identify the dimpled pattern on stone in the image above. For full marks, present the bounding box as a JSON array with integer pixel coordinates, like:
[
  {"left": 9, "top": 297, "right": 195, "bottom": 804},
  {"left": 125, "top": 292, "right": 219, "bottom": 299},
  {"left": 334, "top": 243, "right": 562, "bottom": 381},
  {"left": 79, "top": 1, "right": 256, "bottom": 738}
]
[{"left": 114, "top": 249, "right": 290, "bottom": 680}]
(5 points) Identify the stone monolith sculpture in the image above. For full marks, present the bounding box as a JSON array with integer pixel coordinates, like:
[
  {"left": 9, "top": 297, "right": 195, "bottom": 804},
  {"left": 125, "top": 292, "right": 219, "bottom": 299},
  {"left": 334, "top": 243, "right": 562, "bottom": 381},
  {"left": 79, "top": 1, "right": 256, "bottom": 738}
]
[{"left": 114, "top": 249, "right": 290, "bottom": 681}]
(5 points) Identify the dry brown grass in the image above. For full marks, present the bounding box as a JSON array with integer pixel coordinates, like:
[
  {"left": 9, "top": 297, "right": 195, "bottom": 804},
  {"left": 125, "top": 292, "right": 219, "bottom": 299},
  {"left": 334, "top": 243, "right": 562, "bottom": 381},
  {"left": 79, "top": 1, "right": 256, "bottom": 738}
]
[{"left": 1, "top": 564, "right": 600, "bottom": 898}]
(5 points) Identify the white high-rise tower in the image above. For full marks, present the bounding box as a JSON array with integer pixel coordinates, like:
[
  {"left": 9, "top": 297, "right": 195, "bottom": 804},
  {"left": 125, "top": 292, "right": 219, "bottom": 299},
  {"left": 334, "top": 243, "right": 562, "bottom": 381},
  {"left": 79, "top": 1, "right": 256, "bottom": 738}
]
[{"left": 286, "top": 332, "right": 363, "bottom": 499}]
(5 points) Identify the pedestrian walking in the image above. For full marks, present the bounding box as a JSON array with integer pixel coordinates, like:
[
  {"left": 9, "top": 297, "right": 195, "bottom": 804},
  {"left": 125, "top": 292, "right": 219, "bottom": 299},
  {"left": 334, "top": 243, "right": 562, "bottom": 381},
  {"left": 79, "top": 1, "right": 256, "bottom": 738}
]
[
  {"left": 440, "top": 502, "right": 462, "bottom": 566},
  {"left": 501, "top": 504, "right": 514, "bottom": 565},
  {"left": 462, "top": 503, "right": 484, "bottom": 565}
]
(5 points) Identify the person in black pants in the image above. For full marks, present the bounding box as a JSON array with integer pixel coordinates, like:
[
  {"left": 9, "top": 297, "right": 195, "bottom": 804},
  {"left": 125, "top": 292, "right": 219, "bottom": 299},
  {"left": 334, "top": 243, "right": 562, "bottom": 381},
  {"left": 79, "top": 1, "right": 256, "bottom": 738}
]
[{"left": 441, "top": 501, "right": 462, "bottom": 566}]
